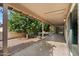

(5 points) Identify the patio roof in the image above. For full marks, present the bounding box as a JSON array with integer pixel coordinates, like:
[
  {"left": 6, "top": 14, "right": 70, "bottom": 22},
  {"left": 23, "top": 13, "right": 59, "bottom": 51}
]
[{"left": 7, "top": 3, "right": 71, "bottom": 25}]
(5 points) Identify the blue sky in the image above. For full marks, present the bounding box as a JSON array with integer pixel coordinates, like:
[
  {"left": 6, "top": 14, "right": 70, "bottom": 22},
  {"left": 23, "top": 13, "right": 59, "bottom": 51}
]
[
  {"left": 0, "top": 7, "right": 12, "bottom": 24},
  {"left": 0, "top": 7, "right": 3, "bottom": 24}
]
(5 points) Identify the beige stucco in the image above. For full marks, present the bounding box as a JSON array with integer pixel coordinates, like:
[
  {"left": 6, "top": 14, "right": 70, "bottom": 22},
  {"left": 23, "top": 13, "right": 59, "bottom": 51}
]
[{"left": 8, "top": 3, "right": 71, "bottom": 25}]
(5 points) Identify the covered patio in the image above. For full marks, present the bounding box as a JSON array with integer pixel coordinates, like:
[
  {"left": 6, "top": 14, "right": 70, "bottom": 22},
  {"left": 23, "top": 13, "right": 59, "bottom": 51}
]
[{"left": 0, "top": 3, "right": 78, "bottom": 56}]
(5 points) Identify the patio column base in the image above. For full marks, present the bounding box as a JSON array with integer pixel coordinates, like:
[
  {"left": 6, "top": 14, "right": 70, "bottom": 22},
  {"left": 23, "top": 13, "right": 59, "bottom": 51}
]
[
  {"left": 0, "top": 48, "right": 10, "bottom": 56},
  {"left": 0, "top": 52, "right": 10, "bottom": 56}
]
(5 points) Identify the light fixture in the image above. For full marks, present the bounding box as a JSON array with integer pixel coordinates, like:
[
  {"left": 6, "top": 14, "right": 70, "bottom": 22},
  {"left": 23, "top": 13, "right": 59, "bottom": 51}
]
[{"left": 64, "top": 19, "right": 66, "bottom": 22}]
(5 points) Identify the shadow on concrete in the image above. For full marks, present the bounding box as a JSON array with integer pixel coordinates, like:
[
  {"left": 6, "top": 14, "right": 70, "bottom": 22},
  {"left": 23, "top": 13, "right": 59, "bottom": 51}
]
[
  {"left": 8, "top": 40, "right": 41, "bottom": 56},
  {"left": 44, "top": 34, "right": 66, "bottom": 43}
]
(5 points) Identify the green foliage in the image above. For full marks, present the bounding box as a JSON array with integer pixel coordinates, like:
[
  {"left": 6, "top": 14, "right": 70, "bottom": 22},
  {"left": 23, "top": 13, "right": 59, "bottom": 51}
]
[
  {"left": 49, "top": 25, "right": 56, "bottom": 33},
  {"left": 44, "top": 23, "right": 50, "bottom": 32},
  {"left": 8, "top": 11, "right": 28, "bottom": 33},
  {"left": 8, "top": 11, "right": 51, "bottom": 38},
  {"left": 8, "top": 11, "right": 42, "bottom": 35}
]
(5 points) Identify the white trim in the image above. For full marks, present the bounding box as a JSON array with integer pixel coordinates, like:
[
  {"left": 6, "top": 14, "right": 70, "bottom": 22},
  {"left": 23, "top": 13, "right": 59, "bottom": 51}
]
[{"left": 66, "top": 3, "right": 76, "bottom": 21}]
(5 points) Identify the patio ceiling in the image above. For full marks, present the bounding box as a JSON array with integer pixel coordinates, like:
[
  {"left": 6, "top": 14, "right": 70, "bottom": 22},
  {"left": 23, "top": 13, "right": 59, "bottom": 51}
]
[{"left": 8, "top": 3, "right": 71, "bottom": 26}]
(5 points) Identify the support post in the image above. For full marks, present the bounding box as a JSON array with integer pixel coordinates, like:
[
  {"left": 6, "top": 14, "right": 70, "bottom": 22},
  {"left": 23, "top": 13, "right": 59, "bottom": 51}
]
[
  {"left": 55, "top": 27, "right": 59, "bottom": 34},
  {"left": 2, "top": 4, "right": 8, "bottom": 56},
  {"left": 42, "top": 22, "right": 44, "bottom": 39}
]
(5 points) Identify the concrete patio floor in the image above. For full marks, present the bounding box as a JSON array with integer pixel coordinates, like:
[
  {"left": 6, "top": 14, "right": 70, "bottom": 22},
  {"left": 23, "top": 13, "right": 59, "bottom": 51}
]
[
  {"left": 11, "top": 34, "right": 69, "bottom": 56},
  {"left": 0, "top": 34, "right": 69, "bottom": 56},
  {"left": 0, "top": 38, "right": 41, "bottom": 55}
]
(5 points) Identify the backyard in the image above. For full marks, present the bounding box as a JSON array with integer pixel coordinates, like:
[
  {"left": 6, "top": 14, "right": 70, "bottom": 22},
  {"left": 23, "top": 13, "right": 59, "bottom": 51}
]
[{"left": 0, "top": 4, "right": 69, "bottom": 56}]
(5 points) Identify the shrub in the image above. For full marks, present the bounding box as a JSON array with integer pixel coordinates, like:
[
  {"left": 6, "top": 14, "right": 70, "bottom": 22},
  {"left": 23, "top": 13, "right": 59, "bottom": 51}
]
[{"left": 8, "top": 11, "right": 42, "bottom": 36}]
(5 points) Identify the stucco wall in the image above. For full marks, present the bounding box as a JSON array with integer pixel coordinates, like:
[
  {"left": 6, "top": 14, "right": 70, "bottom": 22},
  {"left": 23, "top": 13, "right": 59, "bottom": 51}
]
[{"left": 0, "top": 27, "right": 28, "bottom": 40}]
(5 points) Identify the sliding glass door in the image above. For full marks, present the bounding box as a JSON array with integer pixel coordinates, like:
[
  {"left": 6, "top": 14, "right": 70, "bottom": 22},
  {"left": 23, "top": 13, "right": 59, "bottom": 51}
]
[{"left": 69, "top": 4, "right": 78, "bottom": 56}]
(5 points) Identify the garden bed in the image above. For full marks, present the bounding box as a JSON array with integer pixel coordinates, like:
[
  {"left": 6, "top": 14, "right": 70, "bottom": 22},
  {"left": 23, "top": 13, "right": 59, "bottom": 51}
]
[{"left": 8, "top": 32, "right": 27, "bottom": 39}]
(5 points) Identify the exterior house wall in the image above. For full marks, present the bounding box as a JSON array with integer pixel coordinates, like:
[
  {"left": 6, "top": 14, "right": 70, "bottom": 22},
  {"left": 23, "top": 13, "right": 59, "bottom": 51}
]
[
  {"left": 78, "top": 4, "right": 79, "bottom": 55},
  {"left": 64, "top": 4, "right": 78, "bottom": 56}
]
